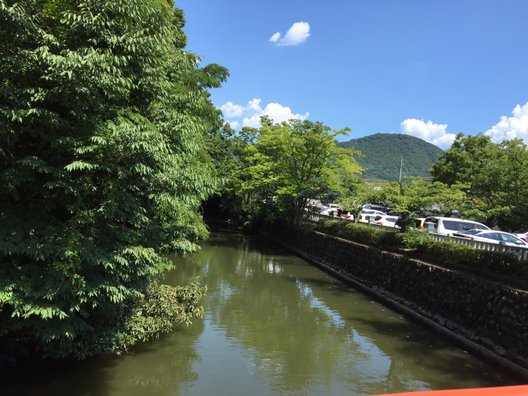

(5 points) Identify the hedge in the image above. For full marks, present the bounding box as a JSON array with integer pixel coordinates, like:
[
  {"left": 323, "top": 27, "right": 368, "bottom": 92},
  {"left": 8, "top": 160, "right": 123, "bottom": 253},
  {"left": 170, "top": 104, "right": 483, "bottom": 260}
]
[{"left": 310, "top": 220, "right": 528, "bottom": 280}]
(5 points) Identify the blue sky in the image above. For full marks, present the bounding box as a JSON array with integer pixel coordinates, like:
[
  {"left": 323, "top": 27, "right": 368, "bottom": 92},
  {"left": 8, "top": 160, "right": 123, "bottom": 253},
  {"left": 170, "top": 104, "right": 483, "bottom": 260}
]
[{"left": 177, "top": 0, "right": 528, "bottom": 148}]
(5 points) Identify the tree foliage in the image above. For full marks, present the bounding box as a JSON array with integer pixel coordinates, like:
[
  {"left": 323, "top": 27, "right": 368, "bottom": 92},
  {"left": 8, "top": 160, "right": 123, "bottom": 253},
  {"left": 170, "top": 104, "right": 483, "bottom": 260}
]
[
  {"left": 394, "top": 178, "right": 467, "bottom": 217},
  {"left": 431, "top": 134, "right": 528, "bottom": 229},
  {"left": 0, "top": 0, "right": 227, "bottom": 358},
  {"left": 340, "top": 178, "right": 467, "bottom": 218},
  {"left": 392, "top": 178, "right": 468, "bottom": 231},
  {"left": 211, "top": 118, "right": 361, "bottom": 226},
  {"left": 341, "top": 133, "right": 528, "bottom": 231}
]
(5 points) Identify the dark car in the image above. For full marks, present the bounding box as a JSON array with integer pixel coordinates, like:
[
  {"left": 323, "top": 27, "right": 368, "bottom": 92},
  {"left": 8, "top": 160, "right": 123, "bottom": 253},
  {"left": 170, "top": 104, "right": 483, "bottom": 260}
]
[{"left": 362, "top": 204, "right": 392, "bottom": 213}]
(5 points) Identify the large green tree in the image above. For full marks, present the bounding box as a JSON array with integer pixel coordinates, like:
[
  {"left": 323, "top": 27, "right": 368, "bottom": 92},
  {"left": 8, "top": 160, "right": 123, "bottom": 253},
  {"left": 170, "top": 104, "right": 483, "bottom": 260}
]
[
  {"left": 431, "top": 134, "right": 528, "bottom": 229},
  {"left": 0, "top": 0, "right": 227, "bottom": 358},
  {"left": 226, "top": 117, "right": 361, "bottom": 226},
  {"left": 393, "top": 178, "right": 468, "bottom": 230}
]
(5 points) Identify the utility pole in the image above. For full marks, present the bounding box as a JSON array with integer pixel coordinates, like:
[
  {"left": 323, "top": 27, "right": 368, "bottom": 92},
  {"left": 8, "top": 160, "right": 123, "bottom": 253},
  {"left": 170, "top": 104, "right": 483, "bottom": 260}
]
[
  {"left": 398, "top": 156, "right": 407, "bottom": 231},
  {"left": 398, "top": 157, "right": 404, "bottom": 196}
]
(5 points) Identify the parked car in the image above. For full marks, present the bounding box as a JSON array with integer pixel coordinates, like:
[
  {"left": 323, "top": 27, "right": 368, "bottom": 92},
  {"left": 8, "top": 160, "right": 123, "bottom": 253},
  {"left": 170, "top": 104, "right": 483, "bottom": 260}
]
[
  {"left": 321, "top": 204, "right": 346, "bottom": 215},
  {"left": 414, "top": 217, "right": 427, "bottom": 230},
  {"left": 362, "top": 204, "right": 392, "bottom": 213},
  {"left": 374, "top": 214, "right": 400, "bottom": 228},
  {"left": 357, "top": 209, "right": 386, "bottom": 224},
  {"left": 320, "top": 208, "right": 337, "bottom": 216},
  {"left": 424, "top": 216, "right": 489, "bottom": 236},
  {"left": 320, "top": 203, "right": 342, "bottom": 214},
  {"left": 343, "top": 211, "right": 354, "bottom": 221},
  {"left": 516, "top": 231, "right": 528, "bottom": 243},
  {"left": 453, "top": 230, "right": 528, "bottom": 248}
]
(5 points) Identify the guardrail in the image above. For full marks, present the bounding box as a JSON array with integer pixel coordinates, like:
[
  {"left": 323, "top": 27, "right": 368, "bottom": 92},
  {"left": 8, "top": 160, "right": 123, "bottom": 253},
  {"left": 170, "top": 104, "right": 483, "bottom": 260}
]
[{"left": 429, "top": 233, "right": 528, "bottom": 261}]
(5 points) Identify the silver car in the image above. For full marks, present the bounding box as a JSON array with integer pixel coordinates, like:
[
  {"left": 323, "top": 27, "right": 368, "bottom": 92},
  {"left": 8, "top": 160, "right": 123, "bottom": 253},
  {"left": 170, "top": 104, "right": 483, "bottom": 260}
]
[{"left": 455, "top": 230, "right": 528, "bottom": 247}]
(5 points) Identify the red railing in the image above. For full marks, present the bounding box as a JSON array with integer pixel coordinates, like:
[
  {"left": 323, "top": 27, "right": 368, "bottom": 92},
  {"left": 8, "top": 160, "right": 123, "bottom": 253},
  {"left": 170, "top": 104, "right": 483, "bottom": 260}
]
[{"left": 372, "top": 385, "right": 528, "bottom": 396}]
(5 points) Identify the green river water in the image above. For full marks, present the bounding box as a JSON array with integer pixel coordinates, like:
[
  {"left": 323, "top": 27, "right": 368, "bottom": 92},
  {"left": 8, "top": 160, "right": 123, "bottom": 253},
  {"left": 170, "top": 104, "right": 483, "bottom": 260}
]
[{"left": 3, "top": 231, "right": 517, "bottom": 395}]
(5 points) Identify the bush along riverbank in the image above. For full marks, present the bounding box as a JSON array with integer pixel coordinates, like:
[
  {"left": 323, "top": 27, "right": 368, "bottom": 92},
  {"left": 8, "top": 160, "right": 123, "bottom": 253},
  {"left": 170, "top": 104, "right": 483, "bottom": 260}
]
[
  {"left": 312, "top": 220, "right": 528, "bottom": 285},
  {"left": 0, "top": 281, "right": 206, "bottom": 371},
  {"left": 260, "top": 220, "right": 528, "bottom": 378}
]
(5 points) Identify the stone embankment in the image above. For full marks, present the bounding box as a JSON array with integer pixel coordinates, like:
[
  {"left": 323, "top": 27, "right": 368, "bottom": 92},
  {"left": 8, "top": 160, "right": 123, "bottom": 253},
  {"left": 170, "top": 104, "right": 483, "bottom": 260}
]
[{"left": 260, "top": 223, "right": 528, "bottom": 378}]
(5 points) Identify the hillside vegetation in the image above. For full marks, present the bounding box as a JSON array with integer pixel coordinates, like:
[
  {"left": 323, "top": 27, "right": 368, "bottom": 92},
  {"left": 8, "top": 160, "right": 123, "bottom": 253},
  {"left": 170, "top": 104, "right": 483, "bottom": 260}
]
[{"left": 339, "top": 133, "right": 443, "bottom": 180}]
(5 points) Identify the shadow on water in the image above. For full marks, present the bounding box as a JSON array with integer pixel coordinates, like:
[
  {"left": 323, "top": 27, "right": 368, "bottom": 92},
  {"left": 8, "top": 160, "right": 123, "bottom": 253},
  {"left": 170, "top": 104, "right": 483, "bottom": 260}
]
[
  {"left": 2, "top": 356, "right": 116, "bottom": 396},
  {"left": 2, "top": 320, "right": 205, "bottom": 396},
  {"left": 346, "top": 315, "right": 518, "bottom": 387},
  {"left": 205, "top": 230, "right": 295, "bottom": 258}
]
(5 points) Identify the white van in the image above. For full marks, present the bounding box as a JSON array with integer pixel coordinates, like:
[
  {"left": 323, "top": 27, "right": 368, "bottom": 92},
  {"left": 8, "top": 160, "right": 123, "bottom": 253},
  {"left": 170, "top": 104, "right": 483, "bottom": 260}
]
[{"left": 424, "top": 216, "right": 489, "bottom": 236}]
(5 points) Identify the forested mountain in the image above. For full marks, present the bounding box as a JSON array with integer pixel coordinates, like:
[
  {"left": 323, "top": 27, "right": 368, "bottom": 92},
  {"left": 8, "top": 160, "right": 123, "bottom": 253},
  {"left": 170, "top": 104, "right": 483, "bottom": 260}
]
[{"left": 339, "top": 133, "right": 443, "bottom": 180}]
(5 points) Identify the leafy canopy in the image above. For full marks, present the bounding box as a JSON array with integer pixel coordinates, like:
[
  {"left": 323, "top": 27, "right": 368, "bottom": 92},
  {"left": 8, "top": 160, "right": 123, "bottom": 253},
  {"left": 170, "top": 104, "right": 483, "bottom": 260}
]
[
  {"left": 431, "top": 134, "right": 528, "bottom": 230},
  {"left": 220, "top": 117, "right": 361, "bottom": 225},
  {"left": 0, "top": 0, "right": 227, "bottom": 357},
  {"left": 341, "top": 178, "right": 467, "bottom": 218}
]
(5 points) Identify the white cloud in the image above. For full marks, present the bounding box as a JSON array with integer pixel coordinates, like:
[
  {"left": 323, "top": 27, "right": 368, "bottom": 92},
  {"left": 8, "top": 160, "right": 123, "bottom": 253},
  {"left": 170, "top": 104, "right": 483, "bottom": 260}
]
[
  {"left": 484, "top": 102, "right": 528, "bottom": 143},
  {"left": 219, "top": 101, "right": 243, "bottom": 118},
  {"left": 400, "top": 119, "right": 456, "bottom": 149},
  {"left": 247, "top": 98, "right": 262, "bottom": 113},
  {"left": 269, "top": 32, "right": 281, "bottom": 43},
  {"left": 243, "top": 102, "right": 309, "bottom": 128},
  {"left": 219, "top": 98, "right": 309, "bottom": 129},
  {"left": 270, "top": 22, "right": 310, "bottom": 46},
  {"left": 242, "top": 116, "right": 261, "bottom": 129},
  {"left": 226, "top": 120, "right": 239, "bottom": 130}
]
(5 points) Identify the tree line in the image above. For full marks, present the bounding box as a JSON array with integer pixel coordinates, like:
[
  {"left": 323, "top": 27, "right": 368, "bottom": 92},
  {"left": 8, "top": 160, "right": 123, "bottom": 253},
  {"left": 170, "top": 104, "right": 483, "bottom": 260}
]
[
  {"left": 0, "top": 0, "right": 227, "bottom": 360},
  {"left": 211, "top": 127, "right": 528, "bottom": 233},
  {"left": 340, "top": 134, "right": 528, "bottom": 232}
]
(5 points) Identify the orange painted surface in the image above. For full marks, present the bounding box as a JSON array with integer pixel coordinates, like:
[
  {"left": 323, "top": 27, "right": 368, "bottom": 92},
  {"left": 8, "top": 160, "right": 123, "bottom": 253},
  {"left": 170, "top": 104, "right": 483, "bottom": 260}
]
[{"left": 372, "top": 385, "right": 528, "bottom": 396}]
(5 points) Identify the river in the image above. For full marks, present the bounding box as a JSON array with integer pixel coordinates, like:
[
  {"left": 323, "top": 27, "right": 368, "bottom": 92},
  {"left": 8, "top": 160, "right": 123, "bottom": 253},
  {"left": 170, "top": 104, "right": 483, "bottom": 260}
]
[{"left": 3, "top": 231, "right": 517, "bottom": 395}]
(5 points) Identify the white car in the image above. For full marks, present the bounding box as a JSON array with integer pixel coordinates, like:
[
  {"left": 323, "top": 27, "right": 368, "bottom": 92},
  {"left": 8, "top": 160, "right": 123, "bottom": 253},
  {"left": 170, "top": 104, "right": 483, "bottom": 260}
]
[
  {"left": 357, "top": 209, "right": 386, "bottom": 224},
  {"left": 320, "top": 207, "right": 342, "bottom": 216},
  {"left": 424, "top": 216, "right": 489, "bottom": 236},
  {"left": 516, "top": 232, "right": 528, "bottom": 243},
  {"left": 373, "top": 215, "right": 400, "bottom": 228},
  {"left": 454, "top": 230, "right": 528, "bottom": 247}
]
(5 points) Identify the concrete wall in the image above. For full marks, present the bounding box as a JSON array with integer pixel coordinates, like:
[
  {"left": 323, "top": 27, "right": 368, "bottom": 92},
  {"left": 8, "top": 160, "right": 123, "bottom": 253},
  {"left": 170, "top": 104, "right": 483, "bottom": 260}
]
[{"left": 262, "top": 224, "right": 528, "bottom": 377}]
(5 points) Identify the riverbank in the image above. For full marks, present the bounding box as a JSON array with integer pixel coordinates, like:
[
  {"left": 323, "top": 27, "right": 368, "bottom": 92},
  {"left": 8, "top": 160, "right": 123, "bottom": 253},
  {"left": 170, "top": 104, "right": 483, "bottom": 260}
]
[{"left": 259, "top": 222, "right": 528, "bottom": 379}]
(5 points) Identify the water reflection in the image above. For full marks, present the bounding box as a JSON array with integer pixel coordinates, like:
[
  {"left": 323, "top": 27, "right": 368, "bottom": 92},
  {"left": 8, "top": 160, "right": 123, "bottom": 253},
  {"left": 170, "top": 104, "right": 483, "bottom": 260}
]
[
  {"left": 3, "top": 321, "right": 203, "bottom": 396},
  {"left": 167, "top": 231, "right": 514, "bottom": 395},
  {"left": 3, "top": 231, "right": 516, "bottom": 395}
]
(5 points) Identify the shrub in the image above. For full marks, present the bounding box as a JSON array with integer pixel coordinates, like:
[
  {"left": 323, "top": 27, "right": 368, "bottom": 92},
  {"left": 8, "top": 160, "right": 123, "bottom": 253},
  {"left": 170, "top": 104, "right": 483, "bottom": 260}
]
[
  {"left": 309, "top": 219, "right": 527, "bottom": 280},
  {"left": 65, "top": 281, "right": 206, "bottom": 359},
  {"left": 419, "top": 241, "right": 527, "bottom": 278},
  {"left": 400, "top": 229, "right": 431, "bottom": 249},
  {"left": 314, "top": 221, "right": 400, "bottom": 248}
]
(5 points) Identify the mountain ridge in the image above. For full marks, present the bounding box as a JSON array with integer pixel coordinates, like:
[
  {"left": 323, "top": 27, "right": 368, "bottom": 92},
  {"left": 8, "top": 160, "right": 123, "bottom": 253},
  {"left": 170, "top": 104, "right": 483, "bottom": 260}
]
[{"left": 338, "top": 133, "right": 443, "bottom": 181}]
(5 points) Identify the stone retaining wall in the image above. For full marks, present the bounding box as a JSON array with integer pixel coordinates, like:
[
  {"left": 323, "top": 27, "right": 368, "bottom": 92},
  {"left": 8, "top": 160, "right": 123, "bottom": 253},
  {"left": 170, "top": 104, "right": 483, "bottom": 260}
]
[{"left": 261, "top": 224, "right": 528, "bottom": 377}]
